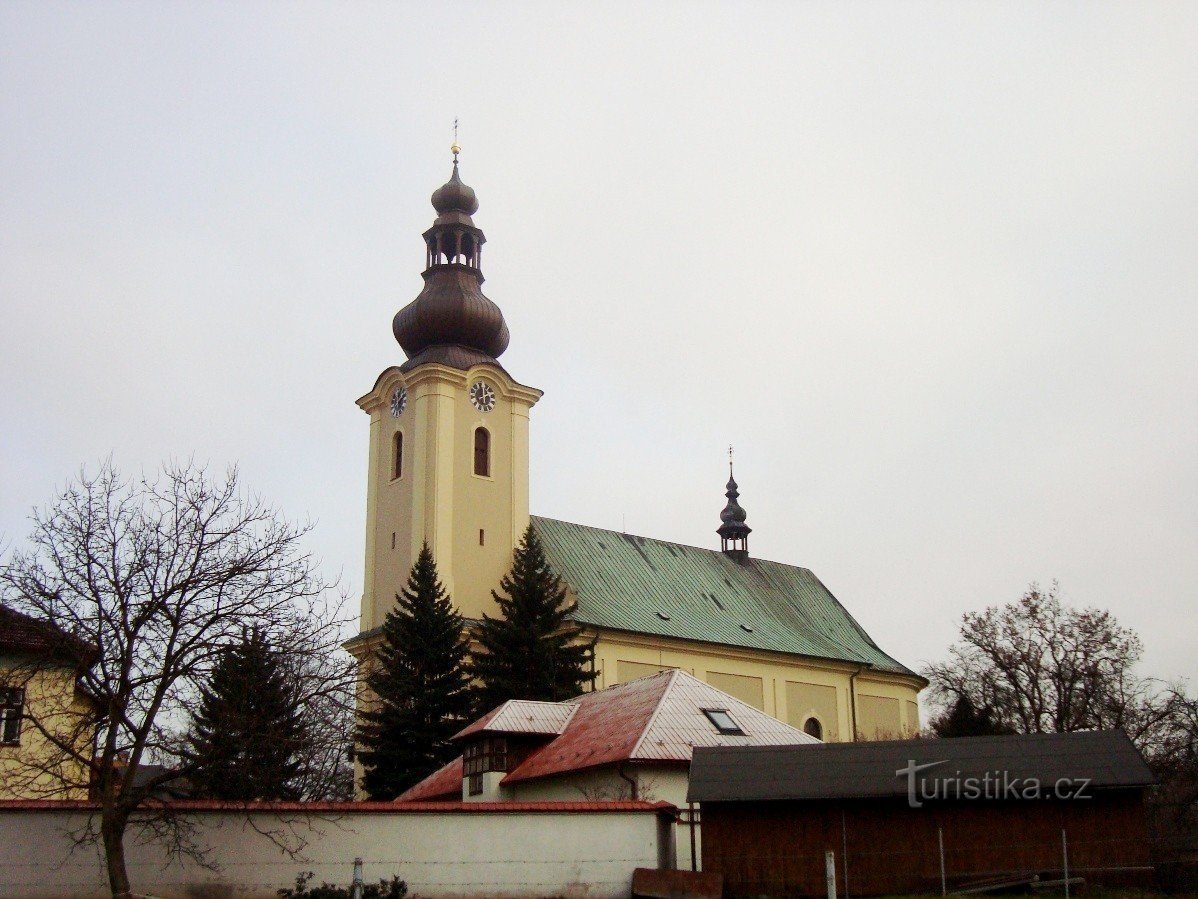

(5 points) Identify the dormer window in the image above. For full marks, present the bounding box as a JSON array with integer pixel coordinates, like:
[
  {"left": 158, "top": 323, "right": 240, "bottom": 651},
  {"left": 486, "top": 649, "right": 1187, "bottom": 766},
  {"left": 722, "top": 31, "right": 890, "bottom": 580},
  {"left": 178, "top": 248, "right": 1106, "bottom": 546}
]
[
  {"left": 463, "top": 736, "right": 510, "bottom": 775},
  {"left": 702, "top": 708, "right": 745, "bottom": 736}
]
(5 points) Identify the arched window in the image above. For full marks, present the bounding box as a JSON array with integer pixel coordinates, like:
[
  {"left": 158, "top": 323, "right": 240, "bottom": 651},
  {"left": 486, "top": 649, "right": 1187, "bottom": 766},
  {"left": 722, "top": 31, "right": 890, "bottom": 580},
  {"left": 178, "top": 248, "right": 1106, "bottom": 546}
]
[
  {"left": 473, "top": 427, "right": 490, "bottom": 477},
  {"left": 803, "top": 717, "right": 823, "bottom": 740},
  {"left": 392, "top": 431, "right": 403, "bottom": 480}
]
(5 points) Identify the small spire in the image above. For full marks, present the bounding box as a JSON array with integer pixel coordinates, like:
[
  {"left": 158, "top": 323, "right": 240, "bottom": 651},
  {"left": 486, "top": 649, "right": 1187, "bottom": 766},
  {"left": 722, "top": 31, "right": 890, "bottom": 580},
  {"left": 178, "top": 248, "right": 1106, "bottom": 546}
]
[
  {"left": 451, "top": 118, "right": 461, "bottom": 165},
  {"left": 717, "top": 448, "right": 751, "bottom": 562}
]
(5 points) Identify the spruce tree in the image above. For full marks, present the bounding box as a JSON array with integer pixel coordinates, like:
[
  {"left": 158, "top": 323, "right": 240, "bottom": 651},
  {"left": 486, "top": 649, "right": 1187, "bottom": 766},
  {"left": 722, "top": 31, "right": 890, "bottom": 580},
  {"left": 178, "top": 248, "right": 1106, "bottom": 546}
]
[
  {"left": 356, "top": 543, "right": 474, "bottom": 800},
  {"left": 187, "top": 628, "right": 306, "bottom": 800},
  {"left": 471, "top": 525, "right": 593, "bottom": 713},
  {"left": 930, "top": 694, "right": 1015, "bottom": 738}
]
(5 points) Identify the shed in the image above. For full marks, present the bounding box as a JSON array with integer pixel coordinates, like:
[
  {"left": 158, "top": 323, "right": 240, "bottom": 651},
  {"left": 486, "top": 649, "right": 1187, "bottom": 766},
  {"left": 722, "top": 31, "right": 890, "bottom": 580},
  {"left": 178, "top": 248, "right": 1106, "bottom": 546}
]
[{"left": 688, "top": 731, "right": 1155, "bottom": 897}]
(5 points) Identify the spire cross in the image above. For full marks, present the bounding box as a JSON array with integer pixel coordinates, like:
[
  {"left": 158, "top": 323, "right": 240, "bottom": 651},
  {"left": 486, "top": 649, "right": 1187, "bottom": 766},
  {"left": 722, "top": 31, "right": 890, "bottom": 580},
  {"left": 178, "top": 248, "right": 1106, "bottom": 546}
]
[
  {"left": 728, "top": 444, "right": 734, "bottom": 475},
  {"left": 451, "top": 119, "right": 461, "bottom": 162}
]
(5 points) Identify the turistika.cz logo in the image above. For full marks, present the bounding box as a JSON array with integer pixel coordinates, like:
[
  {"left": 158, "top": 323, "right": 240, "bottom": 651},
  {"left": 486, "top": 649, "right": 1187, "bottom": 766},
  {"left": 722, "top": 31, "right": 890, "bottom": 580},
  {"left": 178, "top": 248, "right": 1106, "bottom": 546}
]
[{"left": 896, "top": 759, "right": 1093, "bottom": 808}]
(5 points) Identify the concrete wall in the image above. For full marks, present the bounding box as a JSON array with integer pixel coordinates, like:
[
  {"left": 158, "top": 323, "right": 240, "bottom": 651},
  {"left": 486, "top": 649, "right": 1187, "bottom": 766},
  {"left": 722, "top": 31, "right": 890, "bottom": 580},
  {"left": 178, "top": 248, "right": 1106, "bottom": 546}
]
[
  {"left": 505, "top": 768, "right": 700, "bottom": 873},
  {"left": 0, "top": 801, "right": 672, "bottom": 899}
]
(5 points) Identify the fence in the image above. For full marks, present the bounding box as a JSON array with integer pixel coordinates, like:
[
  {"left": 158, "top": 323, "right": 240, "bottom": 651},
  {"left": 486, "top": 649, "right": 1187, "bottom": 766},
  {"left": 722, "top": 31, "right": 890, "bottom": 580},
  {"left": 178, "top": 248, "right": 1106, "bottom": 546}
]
[
  {"left": 706, "top": 827, "right": 1154, "bottom": 897},
  {"left": 0, "top": 800, "right": 675, "bottom": 899}
]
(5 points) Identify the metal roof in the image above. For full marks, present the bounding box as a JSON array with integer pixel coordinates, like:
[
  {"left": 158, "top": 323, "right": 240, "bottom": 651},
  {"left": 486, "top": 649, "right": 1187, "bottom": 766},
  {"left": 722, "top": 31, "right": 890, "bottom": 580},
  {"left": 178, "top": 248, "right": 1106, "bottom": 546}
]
[
  {"left": 687, "top": 730, "right": 1155, "bottom": 803},
  {"left": 454, "top": 699, "right": 577, "bottom": 740},
  {"left": 531, "top": 517, "right": 915, "bottom": 676},
  {"left": 501, "top": 669, "right": 817, "bottom": 783}
]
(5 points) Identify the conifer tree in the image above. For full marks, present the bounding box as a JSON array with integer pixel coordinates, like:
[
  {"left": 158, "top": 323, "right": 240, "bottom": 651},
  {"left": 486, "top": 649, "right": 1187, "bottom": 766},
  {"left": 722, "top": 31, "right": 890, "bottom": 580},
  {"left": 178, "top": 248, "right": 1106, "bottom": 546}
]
[
  {"left": 356, "top": 543, "right": 473, "bottom": 800},
  {"left": 187, "top": 627, "right": 307, "bottom": 800},
  {"left": 471, "top": 525, "right": 593, "bottom": 713}
]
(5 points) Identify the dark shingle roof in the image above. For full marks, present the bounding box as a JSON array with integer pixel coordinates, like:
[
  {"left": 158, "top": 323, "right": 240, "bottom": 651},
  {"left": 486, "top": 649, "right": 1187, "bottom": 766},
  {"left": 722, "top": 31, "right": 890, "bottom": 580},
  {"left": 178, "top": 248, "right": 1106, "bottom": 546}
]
[
  {"left": 687, "top": 730, "right": 1154, "bottom": 803},
  {"left": 0, "top": 605, "right": 96, "bottom": 666},
  {"left": 531, "top": 516, "right": 915, "bottom": 676}
]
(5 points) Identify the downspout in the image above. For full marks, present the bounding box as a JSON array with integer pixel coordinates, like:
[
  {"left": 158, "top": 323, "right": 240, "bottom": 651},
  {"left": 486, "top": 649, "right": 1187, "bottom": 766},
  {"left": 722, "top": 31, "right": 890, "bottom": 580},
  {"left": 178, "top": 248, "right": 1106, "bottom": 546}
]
[
  {"left": 617, "top": 763, "right": 639, "bottom": 800},
  {"left": 848, "top": 665, "right": 867, "bottom": 742}
]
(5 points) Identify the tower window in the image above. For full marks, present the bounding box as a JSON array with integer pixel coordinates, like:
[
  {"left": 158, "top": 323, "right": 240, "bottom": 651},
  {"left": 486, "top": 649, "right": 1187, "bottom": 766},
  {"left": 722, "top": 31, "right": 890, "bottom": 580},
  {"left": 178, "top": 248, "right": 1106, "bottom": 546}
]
[
  {"left": 392, "top": 431, "right": 403, "bottom": 480},
  {"left": 473, "top": 427, "right": 490, "bottom": 477},
  {"left": 803, "top": 717, "right": 823, "bottom": 740},
  {"left": 479, "top": 529, "right": 485, "bottom": 546}
]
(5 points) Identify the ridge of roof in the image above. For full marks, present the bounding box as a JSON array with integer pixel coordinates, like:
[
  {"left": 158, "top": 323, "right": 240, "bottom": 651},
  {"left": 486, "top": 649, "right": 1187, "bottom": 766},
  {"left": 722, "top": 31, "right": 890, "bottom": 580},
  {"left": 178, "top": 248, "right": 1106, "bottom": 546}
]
[{"left": 627, "top": 669, "right": 684, "bottom": 760}]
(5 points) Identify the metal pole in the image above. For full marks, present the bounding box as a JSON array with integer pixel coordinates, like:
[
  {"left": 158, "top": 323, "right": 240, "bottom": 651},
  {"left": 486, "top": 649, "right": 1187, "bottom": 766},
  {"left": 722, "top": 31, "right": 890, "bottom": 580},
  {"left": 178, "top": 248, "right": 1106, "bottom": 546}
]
[
  {"left": 1062, "top": 830, "right": 1070, "bottom": 899},
  {"left": 689, "top": 802, "right": 698, "bottom": 873},
  {"left": 938, "top": 827, "right": 946, "bottom": 897},
  {"left": 825, "top": 850, "right": 837, "bottom": 899},
  {"left": 841, "top": 809, "right": 850, "bottom": 899},
  {"left": 350, "top": 857, "right": 364, "bottom": 899}
]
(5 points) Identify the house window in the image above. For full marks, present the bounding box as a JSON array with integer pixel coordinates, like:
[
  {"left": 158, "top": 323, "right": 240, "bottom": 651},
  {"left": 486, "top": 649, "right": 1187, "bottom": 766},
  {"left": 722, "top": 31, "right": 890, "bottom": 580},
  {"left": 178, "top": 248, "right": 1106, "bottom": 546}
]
[
  {"left": 468, "top": 773, "right": 483, "bottom": 796},
  {"left": 702, "top": 708, "right": 745, "bottom": 736},
  {"left": 803, "top": 716, "right": 823, "bottom": 740},
  {"left": 473, "top": 428, "right": 490, "bottom": 477},
  {"left": 392, "top": 432, "right": 403, "bottom": 479},
  {"left": 463, "top": 736, "right": 510, "bottom": 775},
  {"left": 1, "top": 687, "right": 24, "bottom": 745}
]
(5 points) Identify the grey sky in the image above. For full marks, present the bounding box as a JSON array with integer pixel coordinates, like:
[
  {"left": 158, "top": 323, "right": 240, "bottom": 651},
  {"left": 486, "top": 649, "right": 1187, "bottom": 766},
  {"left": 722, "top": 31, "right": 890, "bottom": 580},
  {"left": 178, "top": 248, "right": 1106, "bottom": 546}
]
[{"left": 2, "top": 3, "right": 1195, "bottom": 690}]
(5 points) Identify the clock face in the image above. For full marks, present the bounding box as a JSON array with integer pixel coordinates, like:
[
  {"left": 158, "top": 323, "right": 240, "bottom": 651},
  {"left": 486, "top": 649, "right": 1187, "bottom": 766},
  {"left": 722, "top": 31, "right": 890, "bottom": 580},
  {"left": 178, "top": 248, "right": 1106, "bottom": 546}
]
[
  {"left": 389, "top": 386, "right": 407, "bottom": 418},
  {"left": 469, "top": 380, "right": 496, "bottom": 412}
]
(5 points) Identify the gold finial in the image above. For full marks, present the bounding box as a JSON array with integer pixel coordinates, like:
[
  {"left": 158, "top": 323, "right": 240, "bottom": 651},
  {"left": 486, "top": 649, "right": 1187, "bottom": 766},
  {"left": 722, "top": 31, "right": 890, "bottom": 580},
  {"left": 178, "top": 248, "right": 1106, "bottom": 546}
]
[{"left": 451, "top": 118, "right": 461, "bottom": 160}]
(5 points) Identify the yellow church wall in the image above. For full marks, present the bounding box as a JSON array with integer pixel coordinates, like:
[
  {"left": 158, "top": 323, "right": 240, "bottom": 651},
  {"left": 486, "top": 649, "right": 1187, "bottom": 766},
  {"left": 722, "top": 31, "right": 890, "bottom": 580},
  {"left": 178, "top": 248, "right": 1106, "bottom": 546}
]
[
  {"left": 0, "top": 663, "right": 94, "bottom": 800},
  {"left": 785, "top": 681, "right": 840, "bottom": 741}
]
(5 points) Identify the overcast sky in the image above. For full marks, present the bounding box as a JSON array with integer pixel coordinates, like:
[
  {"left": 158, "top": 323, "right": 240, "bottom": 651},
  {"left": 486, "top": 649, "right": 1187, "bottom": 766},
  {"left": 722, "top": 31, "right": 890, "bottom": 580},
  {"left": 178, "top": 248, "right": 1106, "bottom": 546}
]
[{"left": 2, "top": 3, "right": 1195, "bottom": 691}]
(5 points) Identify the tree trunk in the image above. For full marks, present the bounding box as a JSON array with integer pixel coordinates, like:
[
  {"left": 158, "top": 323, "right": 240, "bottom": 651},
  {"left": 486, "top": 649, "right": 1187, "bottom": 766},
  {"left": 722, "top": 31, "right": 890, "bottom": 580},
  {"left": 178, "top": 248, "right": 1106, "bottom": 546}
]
[{"left": 101, "top": 810, "right": 133, "bottom": 899}]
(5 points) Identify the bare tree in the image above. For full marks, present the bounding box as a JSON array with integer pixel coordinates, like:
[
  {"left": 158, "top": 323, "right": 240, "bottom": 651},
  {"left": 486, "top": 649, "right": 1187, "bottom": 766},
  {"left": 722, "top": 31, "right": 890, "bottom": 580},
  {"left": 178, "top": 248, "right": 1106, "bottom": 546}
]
[
  {"left": 923, "top": 582, "right": 1171, "bottom": 742},
  {"left": 0, "top": 460, "right": 354, "bottom": 899}
]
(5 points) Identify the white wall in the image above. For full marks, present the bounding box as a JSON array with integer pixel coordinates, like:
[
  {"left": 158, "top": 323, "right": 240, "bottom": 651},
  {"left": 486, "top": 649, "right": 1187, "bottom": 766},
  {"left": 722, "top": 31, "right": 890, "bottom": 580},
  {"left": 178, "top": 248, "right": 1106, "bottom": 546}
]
[
  {"left": 0, "top": 803, "right": 672, "bottom": 899},
  {"left": 506, "top": 767, "right": 700, "bottom": 872}
]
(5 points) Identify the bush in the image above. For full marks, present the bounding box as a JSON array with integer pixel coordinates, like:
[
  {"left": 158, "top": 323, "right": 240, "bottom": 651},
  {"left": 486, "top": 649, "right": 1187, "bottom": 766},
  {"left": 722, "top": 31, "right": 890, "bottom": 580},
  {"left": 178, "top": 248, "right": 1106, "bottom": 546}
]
[{"left": 279, "top": 871, "right": 407, "bottom": 899}]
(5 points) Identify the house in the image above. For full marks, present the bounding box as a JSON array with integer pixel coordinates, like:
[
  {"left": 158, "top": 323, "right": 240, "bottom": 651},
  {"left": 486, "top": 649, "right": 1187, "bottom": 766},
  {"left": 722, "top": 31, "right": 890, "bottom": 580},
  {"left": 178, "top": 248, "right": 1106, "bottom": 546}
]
[
  {"left": 398, "top": 668, "right": 819, "bottom": 868},
  {"left": 688, "top": 731, "right": 1156, "bottom": 896},
  {"left": 344, "top": 149, "right": 924, "bottom": 779},
  {"left": 0, "top": 605, "right": 98, "bottom": 800}
]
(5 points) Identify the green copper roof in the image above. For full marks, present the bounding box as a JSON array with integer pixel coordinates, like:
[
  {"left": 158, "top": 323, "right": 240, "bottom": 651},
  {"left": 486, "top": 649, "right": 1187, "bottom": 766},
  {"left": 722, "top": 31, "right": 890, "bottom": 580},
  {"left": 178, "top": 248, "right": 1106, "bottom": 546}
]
[{"left": 531, "top": 516, "right": 916, "bottom": 677}]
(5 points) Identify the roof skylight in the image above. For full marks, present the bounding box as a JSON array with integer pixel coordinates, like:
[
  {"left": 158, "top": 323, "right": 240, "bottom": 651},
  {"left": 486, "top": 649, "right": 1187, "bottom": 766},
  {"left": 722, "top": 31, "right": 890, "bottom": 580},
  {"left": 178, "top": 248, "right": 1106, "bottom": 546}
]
[{"left": 702, "top": 708, "right": 746, "bottom": 736}]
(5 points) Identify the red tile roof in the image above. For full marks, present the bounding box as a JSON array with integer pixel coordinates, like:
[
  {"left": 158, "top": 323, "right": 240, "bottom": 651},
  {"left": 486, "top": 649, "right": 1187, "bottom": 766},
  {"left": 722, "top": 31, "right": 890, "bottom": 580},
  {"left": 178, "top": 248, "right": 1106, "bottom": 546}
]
[
  {"left": 396, "top": 756, "right": 463, "bottom": 801},
  {"left": 0, "top": 606, "right": 96, "bottom": 666},
  {"left": 503, "top": 670, "right": 675, "bottom": 783}
]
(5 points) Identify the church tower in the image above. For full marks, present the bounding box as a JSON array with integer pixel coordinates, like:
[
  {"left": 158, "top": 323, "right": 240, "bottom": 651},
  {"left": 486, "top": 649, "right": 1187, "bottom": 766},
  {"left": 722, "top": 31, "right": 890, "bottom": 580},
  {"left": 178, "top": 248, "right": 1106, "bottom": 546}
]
[{"left": 352, "top": 148, "right": 542, "bottom": 641}]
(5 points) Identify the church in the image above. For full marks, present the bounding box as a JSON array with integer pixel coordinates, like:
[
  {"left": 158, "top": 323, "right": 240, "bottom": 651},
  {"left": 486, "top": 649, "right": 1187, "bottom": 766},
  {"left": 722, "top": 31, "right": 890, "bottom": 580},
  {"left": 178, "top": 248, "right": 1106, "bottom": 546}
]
[{"left": 344, "top": 147, "right": 924, "bottom": 749}]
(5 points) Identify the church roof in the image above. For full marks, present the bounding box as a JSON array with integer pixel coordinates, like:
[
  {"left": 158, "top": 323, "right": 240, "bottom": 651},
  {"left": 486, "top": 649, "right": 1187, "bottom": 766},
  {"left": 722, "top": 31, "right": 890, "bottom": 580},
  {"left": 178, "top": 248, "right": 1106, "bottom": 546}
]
[{"left": 530, "top": 516, "right": 917, "bottom": 678}]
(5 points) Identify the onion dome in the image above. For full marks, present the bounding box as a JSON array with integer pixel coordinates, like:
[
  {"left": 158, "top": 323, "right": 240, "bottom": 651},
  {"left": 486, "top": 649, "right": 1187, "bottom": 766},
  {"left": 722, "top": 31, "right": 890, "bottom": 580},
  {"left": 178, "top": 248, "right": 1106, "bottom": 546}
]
[
  {"left": 431, "top": 162, "right": 479, "bottom": 219},
  {"left": 392, "top": 148, "right": 510, "bottom": 370},
  {"left": 717, "top": 454, "right": 752, "bottom": 561}
]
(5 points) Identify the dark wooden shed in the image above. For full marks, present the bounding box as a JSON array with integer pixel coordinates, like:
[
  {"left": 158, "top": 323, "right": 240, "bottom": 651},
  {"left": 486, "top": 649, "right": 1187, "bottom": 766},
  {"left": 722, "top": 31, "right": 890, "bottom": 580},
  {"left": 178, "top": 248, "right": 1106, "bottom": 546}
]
[{"left": 688, "top": 731, "right": 1154, "bottom": 897}]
